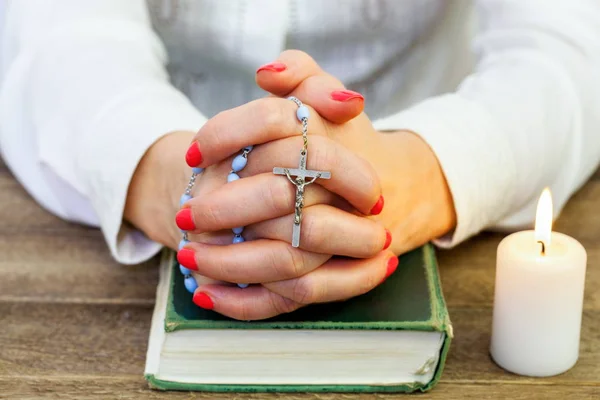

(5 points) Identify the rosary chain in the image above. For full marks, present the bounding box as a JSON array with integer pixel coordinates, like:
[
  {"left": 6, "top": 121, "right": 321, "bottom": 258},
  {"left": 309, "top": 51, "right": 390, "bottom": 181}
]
[
  {"left": 301, "top": 117, "right": 308, "bottom": 155},
  {"left": 184, "top": 173, "right": 197, "bottom": 195}
]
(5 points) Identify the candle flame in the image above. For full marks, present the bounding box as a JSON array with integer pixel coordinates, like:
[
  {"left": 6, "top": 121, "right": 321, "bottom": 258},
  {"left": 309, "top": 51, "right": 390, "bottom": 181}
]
[{"left": 535, "top": 188, "right": 553, "bottom": 248}]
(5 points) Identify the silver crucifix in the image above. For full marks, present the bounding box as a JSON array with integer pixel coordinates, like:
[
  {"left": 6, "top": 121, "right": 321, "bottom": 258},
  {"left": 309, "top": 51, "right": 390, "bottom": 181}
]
[{"left": 273, "top": 150, "right": 331, "bottom": 247}]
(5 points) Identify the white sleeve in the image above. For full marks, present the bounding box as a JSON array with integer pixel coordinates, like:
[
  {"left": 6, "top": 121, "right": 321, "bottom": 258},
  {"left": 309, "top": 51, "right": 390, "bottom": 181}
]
[
  {"left": 0, "top": 0, "right": 206, "bottom": 264},
  {"left": 373, "top": 0, "right": 600, "bottom": 247}
]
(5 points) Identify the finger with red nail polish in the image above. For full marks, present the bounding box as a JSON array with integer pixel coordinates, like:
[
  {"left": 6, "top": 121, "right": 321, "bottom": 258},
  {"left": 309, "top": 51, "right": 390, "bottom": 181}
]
[
  {"left": 193, "top": 251, "right": 395, "bottom": 320},
  {"left": 193, "top": 284, "right": 302, "bottom": 319},
  {"left": 256, "top": 62, "right": 287, "bottom": 73},
  {"left": 370, "top": 196, "right": 384, "bottom": 215},
  {"left": 380, "top": 256, "right": 399, "bottom": 284},
  {"left": 330, "top": 90, "right": 364, "bottom": 102},
  {"left": 193, "top": 292, "right": 214, "bottom": 309},
  {"left": 255, "top": 50, "right": 364, "bottom": 124},
  {"left": 185, "top": 142, "right": 203, "bottom": 167},
  {"left": 383, "top": 229, "right": 392, "bottom": 250},
  {"left": 264, "top": 251, "right": 397, "bottom": 308},
  {"left": 175, "top": 208, "right": 196, "bottom": 231},
  {"left": 177, "top": 247, "right": 198, "bottom": 270}
]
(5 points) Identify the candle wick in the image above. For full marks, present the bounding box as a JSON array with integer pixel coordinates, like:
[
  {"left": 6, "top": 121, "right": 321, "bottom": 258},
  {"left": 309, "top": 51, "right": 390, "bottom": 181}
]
[{"left": 537, "top": 240, "right": 546, "bottom": 256}]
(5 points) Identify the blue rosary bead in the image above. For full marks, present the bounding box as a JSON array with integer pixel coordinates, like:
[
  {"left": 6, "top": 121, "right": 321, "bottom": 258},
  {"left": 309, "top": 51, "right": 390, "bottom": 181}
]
[
  {"left": 227, "top": 172, "right": 240, "bottom": 182},
  {"left": 232, "top": 235, "right": 245, "bottom": 244},
  {"left": 179, "top": 264, "right": 192, "bottom": 275},
  {"left": 296, "top": 105, "right": 310, "bottom": 121},
  {"left": 180, "top": 193, "right": 192, "bottom": 206},
  {"left": 179, "top": 144, "right": 254, "bottom": 293},
  {"left": 184, "top": 275, "right": 198, "bottom": 293},
  {"left": 231, "top": 154, "right": 248, "bottom": 172},
  {"left": 229, "top": 146, "right": 253, "bottom": 288}
]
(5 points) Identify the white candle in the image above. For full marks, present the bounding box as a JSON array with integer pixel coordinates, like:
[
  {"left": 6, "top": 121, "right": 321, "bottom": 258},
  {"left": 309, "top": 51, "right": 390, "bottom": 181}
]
[{"left": 490, "top": 188, "right": 587, "bottom": 377}]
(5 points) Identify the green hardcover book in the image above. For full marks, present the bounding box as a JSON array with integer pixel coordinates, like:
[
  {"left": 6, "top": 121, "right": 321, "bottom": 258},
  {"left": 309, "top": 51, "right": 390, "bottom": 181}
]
[{"left": 145, "top": 244, "right": 452, "bottom": 393}]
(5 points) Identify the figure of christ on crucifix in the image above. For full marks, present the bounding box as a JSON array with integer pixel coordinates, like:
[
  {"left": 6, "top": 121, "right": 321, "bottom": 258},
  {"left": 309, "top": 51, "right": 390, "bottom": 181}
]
[
  {"left": 284, "top": 170, "right": 319, "bottom": 225},
  {"left": 273, "top": 150, "right": 331, "bottom": 247}
]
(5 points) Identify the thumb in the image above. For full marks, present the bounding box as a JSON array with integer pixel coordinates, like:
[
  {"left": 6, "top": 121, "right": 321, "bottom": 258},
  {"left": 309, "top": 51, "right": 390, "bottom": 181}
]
[{"left": 256, "top": 50, "right": 364, "bottom": 124}]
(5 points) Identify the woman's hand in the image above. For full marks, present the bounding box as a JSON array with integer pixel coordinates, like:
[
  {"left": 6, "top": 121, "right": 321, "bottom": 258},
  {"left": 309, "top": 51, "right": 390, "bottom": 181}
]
[
  {"left": 182, "top": 51, "right": 455, "bottom": 320},
  {"left": 124, "top": 130, "right": 196, "bottom": 250},
  {"left": 176, "top": 95, "right": 397, "bottom": 319},
  {"left": 254, "top": 50, "right": 457, "bottom": 255},
  {"left": 126, "top": 50, "right": 456, "bottom": 320},
  {"left": 124, "top": 72, "right": 393, "bottom": 320},
  {"left": 123, "top": 50, "right": 367, "bottom": 252}
]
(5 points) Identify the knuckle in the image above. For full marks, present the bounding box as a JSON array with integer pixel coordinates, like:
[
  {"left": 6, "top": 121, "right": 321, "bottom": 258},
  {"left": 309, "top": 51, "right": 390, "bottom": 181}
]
[
  {"left": 290, "top": 277, "right": 315, "bottom": 304},
  {"left": 195, "top": 200, "right": 226, "bottom": 230},
  {"left": 361, "top": 160, "right": 381, "bottom": 198},
  {"left": 309, "top": 137, "right": 336, "bottom": 171},
  {"left": 216, "top": 259, "right": 236, "bottom": 281},
  {"left": 205, "top": 250, "right": 235, "bottom": 281},
  {"left": 283, "top": 245, "right": 305, "bottom": 278},
  {"left": 264, "top": 178, "right": 294, "bottom": 215},
  {"left": 202, "top": 112, "right": 227, "bottom": 148},
  {"left": 299, "top": 212, "right": 322, "bottom": 248},
  {"left": 358, "top": 272, "right": 379, "bottom": 296},
  {"left": 365, "top": 229, "right": 385, "bottom": 256},
  {"left": 254, "top": 98, "right": 287, "bottom": 134},
  {"left": 268, "top": 291, "right": 299, "bottom": 315},
  {"left": 234, "top": 301, "right": 254, "bottom": 321},
  {"left": 264, "top": 245, "right": 301, "bottom": 280}
]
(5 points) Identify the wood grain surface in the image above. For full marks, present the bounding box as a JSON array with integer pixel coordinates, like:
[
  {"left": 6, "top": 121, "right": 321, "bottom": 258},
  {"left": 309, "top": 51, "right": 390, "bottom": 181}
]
[{"left": 0, "top": 159, "right": 598, "bottom": 399}]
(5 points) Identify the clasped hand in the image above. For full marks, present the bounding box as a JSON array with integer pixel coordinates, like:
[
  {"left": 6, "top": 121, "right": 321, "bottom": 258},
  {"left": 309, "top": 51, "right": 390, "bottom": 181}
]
[{"left": 160, "top": 51, "right": 455, "bottom": 320}]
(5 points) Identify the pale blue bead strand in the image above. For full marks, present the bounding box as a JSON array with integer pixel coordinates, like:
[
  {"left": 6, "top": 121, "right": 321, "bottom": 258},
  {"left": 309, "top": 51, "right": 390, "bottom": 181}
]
[
  {"left": 288, "top": 96, "right": 309, "bottom": 122},
  {"left": 180, "top": 264, "right": 192, "bottom": 275},
  {"left": 227, "top": 172, "right": 240, "bottom": 182},
  {"left": 180, "top": 193, "right": 192, "bottom": 206},
  {"left": 231, "top": 154, "right": 248, "bottom": 172},
  {"left": 232, "top": 235, "right": 245, "bottom": 244},
  {"left": 227, "top": 146, "right": 254, "bottom": 288},
  {"left": 184, "top": 275, "right": 198, "bottom": 293},
  {"left": 178, "top": 146, "right": 256, "bottom": 293},
  {"left": 179, "top": 168, "right": 204, "bottom": 294},
  {"left": 296, "top": 105, "right": 310, "bottom": 121}
]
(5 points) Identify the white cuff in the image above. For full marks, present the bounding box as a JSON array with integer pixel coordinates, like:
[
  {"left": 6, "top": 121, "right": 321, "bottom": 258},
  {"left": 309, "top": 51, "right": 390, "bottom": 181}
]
[
  {"left": 75, "top": 84, "right": 207, "bottom": 264},
  {"left": 373, "top": 95, "right": 517, "bottom": 248}
]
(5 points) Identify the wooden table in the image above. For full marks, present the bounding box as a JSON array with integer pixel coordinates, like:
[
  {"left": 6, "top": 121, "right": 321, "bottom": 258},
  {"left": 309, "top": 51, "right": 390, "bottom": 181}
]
[{"left": 0, "top": 159, "right": 598, "bottom": 400}]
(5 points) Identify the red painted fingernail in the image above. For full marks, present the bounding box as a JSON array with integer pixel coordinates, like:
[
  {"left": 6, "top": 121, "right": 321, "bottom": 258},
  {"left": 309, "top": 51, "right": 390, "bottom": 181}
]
[
  {"left": 370, "top": 196, "right": 384, "bottom": 215},
  {"left": 175, "top": 208, "right": 196, "bottom": 231},
  {"left": 185, "top": 142, "right": 202, "bottom": 167},
  {"left": 177, "top": 248, "right": 198, "bottom": 270},
  {"left": 256, "top": 62, "right": 287, "bottom": 73},
  {"left": 380, "top": 256, "right": 399, "bottom": 284},
  {"left": 383, "top": 229, "right": 392, "bottom": 250},
  {"left": 330, "top": 89, "right": 364, "bottom": 102},
  {"left": 193, "top": 292, "right": 214, "bottom": 310}
]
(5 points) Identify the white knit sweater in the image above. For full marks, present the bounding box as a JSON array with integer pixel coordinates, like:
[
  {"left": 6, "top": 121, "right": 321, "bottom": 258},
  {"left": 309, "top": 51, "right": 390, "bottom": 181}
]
[{"left": 1, "top": 0, "right": 599, "bottom": 263}]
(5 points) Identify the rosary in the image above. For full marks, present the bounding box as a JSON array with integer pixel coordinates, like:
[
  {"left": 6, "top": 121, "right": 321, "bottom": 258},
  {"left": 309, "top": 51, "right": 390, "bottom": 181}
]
[
  {"left": 273, "top": 97, "right": 331, "bottom": 247},
  {"left": 178, "top": 97, "right": 330, "bottom": 292}
]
